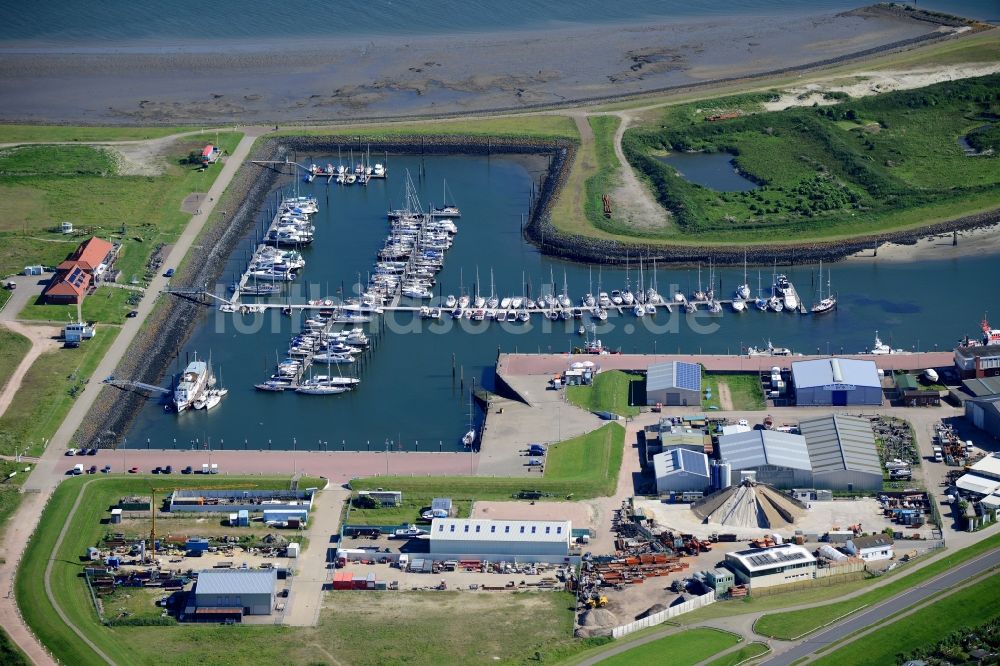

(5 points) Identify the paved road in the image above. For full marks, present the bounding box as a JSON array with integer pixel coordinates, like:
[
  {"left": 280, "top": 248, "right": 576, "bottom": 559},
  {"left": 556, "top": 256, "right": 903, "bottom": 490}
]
[
  {"left": 284, "top": 485, "right": 347, "bottom": 626},
  {"left": 763, "top": 547, "right": 1000, "bottom": 665},
  {"left": 0, "top": 129, "right": 262, "bottom": 665}
]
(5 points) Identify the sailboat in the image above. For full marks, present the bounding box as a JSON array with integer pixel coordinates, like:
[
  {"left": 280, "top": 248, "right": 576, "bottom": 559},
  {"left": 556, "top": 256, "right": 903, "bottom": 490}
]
[
  {"left": 646, "top": 259, "right": 663, "bottom": 305},
  {"left": 461, "top": 391, "right": 476, "bottom": 448},
  {"left": 755, "top": 270, "right": 768, "bottom": 311},
  {"left": 560, "top": 269, "right": 572, "bottom": 309},
  {"left": 736, "top": 250, "right": 751, "bottom": 300},
  {"left": 622, "top": 255, "right": 634, "bottom": 305},
  {"left": 583, "top": 267, "right": 596, "bottom": 307},
  {"left": 811, "top": 260, "right": 837, "bottom": 314},
  {"left": 693, "top": 262, "right": 706, "bottom": 302},
  {"left": 487, "top": 268, "right": 499, "bottom": 309}
]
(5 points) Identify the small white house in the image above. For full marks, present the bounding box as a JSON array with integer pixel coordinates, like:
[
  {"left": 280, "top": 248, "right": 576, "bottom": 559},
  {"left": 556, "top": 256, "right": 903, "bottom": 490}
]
[
  {"left": 61, "top": 221, "right": 74, "bottom": 234},
  {"left": 846, "top": 534, "right": 894, "bottom": 562}
]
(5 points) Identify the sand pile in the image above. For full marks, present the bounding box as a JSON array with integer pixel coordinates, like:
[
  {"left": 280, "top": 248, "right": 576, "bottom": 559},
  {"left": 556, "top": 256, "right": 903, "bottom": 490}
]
[
  {"left": 692, "top": 480, "right": 805, "bottom": 529},
  {"left": 576, "top": 608, "right": 619, "bottom": 638}
]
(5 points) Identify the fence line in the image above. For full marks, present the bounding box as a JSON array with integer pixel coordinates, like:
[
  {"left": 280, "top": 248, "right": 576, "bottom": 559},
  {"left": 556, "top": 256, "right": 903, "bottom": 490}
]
[{"left": 611, "top": 590, "right": 716, "bottom": 639}]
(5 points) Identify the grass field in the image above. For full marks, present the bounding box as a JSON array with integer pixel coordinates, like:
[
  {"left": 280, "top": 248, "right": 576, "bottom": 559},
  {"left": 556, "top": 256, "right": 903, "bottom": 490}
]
[
  {"left": 0, "top": 327, "right": 31, "bottom": 395},
  {"left": 19, "top": 286, "right": 139, "bottom": 324},
  {"left": 0, "top": 327, "right": 119, "bottom": 457},
  {"left": 754, "top": 530, "right": 1000, "bottom": 639},
  {"left": 811, "top": 572, "right": 1000, "bottom": 666},
  {"left": 353, "top": 423, "right": 625, "bottom": 501},
  {"left": 278, "top": 114, "right": 579, "bottom": 140},
  {"left": 705, "top": 642, "right": 769, "bottom": 666},
  {"left": 702, "top": 373, "right": 766, "bottom": 411},
  {"left": 0, "top": 132, "right": 242, "bottom": 281},
  {"left": 0, "top": 145, "right": 119, "bottom": 177},
  {"left": 345, "top": 495, "right": 472, "bottom": 527},
  {"left": 600, "top": 629, "right": 740, "bottom": 666},
  {"left": 16, "top": 475, "right": 591, "bottom": 666},
  {"left": 0, "top": 125, "right": 195, "bottom": 143},
  {"left": 566, "top": 370, "right": 643, "bottom": 417}
]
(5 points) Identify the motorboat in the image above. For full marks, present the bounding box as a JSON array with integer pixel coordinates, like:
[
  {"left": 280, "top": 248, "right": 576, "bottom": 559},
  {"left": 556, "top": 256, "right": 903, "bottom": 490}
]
[
  {"left": 393, "top": 525, "right": 428, "bottom": 539},
  {"left": 174, "top": 358, "right": 208, "bottom": 412},
  {"left": 866, "top": 330, "right": 907, "bottom": 355},
  {"left": 462, "top": 430, "right": 475, "bottom": 447},
  {"left": 598, "top": 292, "right": 611, "bottom": 308},
  {"left": 633, "top": 304, "right": 645, "bottom": 317},
  {"left": 610, "top": 289, "right": 623, "bottom": 306},
  {"left": 732, "top": 298, "right": 746, "bottom": 313},
  {"left": 578, "top": 325, "right": 586, "bottom": 335}
]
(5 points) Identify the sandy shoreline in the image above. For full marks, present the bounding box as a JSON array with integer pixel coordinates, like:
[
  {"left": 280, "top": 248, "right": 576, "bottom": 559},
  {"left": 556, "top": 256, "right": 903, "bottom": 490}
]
[
  {"left": 0, "top": 7, "right": 945, "bottom": 124},
  {"left": 845, "top": 222, "right": 1000, "bottom": 263}
]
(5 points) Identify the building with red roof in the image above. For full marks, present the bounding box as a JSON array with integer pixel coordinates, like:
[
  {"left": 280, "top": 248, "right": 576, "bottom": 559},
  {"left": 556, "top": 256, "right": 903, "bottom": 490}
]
[{"left": 43, "top": 236, "right": 115, "bottom": 304}]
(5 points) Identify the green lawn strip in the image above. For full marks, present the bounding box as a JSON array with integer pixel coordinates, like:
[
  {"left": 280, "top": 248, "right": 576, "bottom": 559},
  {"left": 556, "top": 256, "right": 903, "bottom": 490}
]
[
  {"left": 0, "top": 461, "right": 27, "bottom": 541},
  {"left": 705, "top": 642, "right": 770, "bottom": 666},
  {"left": 345, "top": 496, "right": 473, "bottom": 527},
  {"left": 0, "top": 126, "right": 196, "bottom": 143},
  {"left": 810, "top": 571, "right": 1000, "bottom": 666},
  {"left": 15, "top": 476, "right": 304, "bottom": 666},
  {"left": 0, "top": 326, "right": 31, "bottom": 394},
  {"left": 19, "top": 285, "right": 138, "bottom": 325},
  {"left": 755, "top": 531, "right": 1000, "bottom": 639},
  {"left": 277, "top": 114, "right": 579, "bottom": 140},
  {"left": 0, "top": 626, "right": 30, "bottom": 666},
  {"left": 0, "top": 327, "right": 120, "bottom": 457},
  {"left": 600, "top": 628, "right": 741, "bottom": 666},
  {"left": 566, "top": 370, "right": 642, "bottom": 417},
  {"left": 702, "top": 373, "right": 766, "bottom": 411},
  {"left": 0, "top": 131, "right": 242, "bottom": 283},
  {"left": 582, "top": 115, "right": 629, "bottom": 234},
  {"left": 0, "top": 289, "right": 10, "bottom": 311},
  {"left": 352, "top": 423, "right": 625, "bottom": 501},
  {"left": 0, "top": 145, "right": 118, "bottom": 176}
]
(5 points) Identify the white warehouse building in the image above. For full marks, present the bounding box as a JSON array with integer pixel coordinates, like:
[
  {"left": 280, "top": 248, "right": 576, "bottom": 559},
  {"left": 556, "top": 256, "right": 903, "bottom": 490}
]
[
  {"left": 717, "top": 429, "right": 813, "bottom": 488},
  {"left": 792, "top": 358, "right": 882, "bottom": 407},
  {"left": 653, "top": 448, "right": 711, "bottom": 494},
  {"left": 799, "top": 414, "right": 883, "bottom": 492},
  {"left": 430, "top": 518, "right": 571, "bottom": 558},
  {"left": 724, "top": 543, "right": 817, "bottom": 589}
]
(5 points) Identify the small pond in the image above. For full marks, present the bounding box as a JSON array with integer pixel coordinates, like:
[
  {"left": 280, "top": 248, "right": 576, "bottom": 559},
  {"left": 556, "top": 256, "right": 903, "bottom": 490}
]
[{"left": 658, "top": 151, "right": 759, "bottom": 192}]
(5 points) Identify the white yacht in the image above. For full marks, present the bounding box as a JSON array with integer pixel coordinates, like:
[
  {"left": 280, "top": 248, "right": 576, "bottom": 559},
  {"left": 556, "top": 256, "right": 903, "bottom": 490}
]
[{"left": 174, "top": 359, "right": 208, "bottom": 413}]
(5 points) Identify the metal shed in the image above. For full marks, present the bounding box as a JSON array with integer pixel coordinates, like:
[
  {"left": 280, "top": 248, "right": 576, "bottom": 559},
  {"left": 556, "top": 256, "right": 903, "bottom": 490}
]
[
  {"left": 966, "top": 395, "right": 1000, "bottom": 438},
  {"left": 646, "top": 361, "right": 701, "bottom": 406},
  {"left": 799, "top": 414, "right": 882, "bottom": 492},
  {"left": 429, "top": 518, "right": 571, "bottom": 558},
  {"left": 791, "top": 358, "right": 882, "bottom": 406},
  {"left": 717, "top": 430, "right": 813, "bottom": 488},
  {"left": 194, "top": 569, "right": 277, "bottom": 616}
]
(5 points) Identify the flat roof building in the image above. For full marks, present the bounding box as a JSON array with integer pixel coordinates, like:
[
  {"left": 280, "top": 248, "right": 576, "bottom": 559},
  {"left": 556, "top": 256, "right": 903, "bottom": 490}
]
[
  {"left": 653, "top": 448, "right": 711, "bottom": 495},
  {"left": 956, "top": 454, "right": 1000, "bottom": 498},
  {"left": 962, "top": 376, "right": 1000, "bottom": 398},
  {"left": 717, "top": 430, "right": 813, "bottom": 488},
  {"left": 646, "top": 361, "right": 701, "bottom": 407},
  {"left": 791, "top": 358, "right": 882, "bottom": 407},
  {"left": 192, "top": 569, "right": 277, "bottom": 617},
  {"left": 724, "top": 543, "right": 817, "bottom": 589},
  {"left": 430, "top": 518, "right": 571, "bottom": 558},
  {"left": 799, "top": 414, "right": 882, "bottom": 492}
]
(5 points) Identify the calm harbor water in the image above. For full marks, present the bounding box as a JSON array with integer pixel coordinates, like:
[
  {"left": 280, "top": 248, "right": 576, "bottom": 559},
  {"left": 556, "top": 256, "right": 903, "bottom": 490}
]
[
  {"left": 0, "top": 1, "right": 994, "bottom": 48},
  {"left": 124, "top": 153, "right": 1000, "bottom": 451},
  {"left": 659, "top": 153, "right": 759, "bottom": 192}
]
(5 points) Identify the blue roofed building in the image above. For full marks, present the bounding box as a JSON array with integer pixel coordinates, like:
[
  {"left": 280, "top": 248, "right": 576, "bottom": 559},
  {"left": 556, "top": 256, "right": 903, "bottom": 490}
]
[
  {"left": 653, "top": 447, "right": 711, "bottom": 494},
  {"left": 646, "top": 361, "right": 701, "bottom": 406},
  {"left": 717, "top": 429, "right": 813, "bottom": 488},
  {"left": 791, "top": 358, "right": 882, "bottom": 407}
]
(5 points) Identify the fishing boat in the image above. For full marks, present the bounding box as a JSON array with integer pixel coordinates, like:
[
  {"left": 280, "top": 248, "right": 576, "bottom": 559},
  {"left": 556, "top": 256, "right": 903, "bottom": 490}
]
[{"left": 811, "top": 260, "right": 837, "bottom": 315}]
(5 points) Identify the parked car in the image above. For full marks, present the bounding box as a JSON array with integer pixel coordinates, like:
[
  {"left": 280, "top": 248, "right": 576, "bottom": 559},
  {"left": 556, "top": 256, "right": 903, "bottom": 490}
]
[
  {"left": 128, "top": 466, "right": 140, "bottom": 474},
  {"left": 181, "top": 465, "right": 193, "bottom": 474},
  {"left": 87, "top": 465, "right": 97, "bottom": 474},
  {"left": 163, "top": 268, "right": 175, "bottom": 277},
  {"left": 65, "top": 448, "right": 77, "bottom": 456},
  {"left": 164, "top": 465, "right": 173, "bottom": 474},
  {"left": 86, "top": 448, "right": 97, "bottom": 456},
  {"left": 101, "top": 465, "right": 112, "bottom": 474},
  {"left": 152, "top": 466, "right": 162, "bottom": 474},
  {"left": 528, "top": 444, "right": 547, "bottom": 456},
  {"left": 527, "top": 458, "right": 543, "bottom": 467},
  {"left": 76, "top": 448, "right": 88, "bottom": 456},
  {"left": 126, "top": 310, "right": 139, "bottom": 318},
  {"left": 4, "top": 281, "right": 16, "bottom": 290}
]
